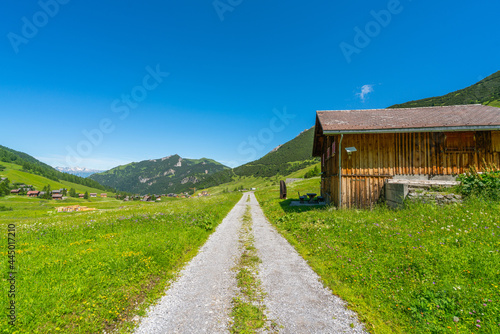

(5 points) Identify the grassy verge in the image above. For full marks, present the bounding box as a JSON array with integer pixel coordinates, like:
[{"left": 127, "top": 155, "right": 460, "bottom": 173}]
[
  {"left": 256, "top": 181, "right": 500, "bottom": 333},
  {"left": 0, "top": 193, "right": 241, "bottom": 333},
  {"left": 230, "top": 204, "right": 276, "bottom": 333}
]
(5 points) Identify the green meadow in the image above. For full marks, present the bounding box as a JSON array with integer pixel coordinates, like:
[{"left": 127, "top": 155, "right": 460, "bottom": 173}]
[
  {"left": 2, "top": 169, "right": 500, "bottom": 333},
  {"left": 1, "top": 193, "right": 241, "bottom": 333},
  {"left": 256, "top": 178, "right": 500, "bottom": 333}
]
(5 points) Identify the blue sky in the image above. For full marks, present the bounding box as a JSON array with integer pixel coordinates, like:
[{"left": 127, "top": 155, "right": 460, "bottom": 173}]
[{"left": 1, "top": 0, "right": 499, "bottom": 170}]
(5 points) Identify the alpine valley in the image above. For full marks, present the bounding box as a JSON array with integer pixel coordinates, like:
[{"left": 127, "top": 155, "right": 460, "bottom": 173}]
[{"left": 89, "top": 155, "right": 230, "bottom": 195}]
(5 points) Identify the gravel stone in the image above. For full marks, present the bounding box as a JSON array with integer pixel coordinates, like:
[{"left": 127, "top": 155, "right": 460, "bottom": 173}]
[{"left": 248, "top": 193, "right": 368, "bottom": 334}]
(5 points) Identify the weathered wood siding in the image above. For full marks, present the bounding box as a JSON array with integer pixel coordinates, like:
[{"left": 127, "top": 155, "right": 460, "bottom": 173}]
[{"left": 320, "top": 131, "right": 500, "bottom": 208}]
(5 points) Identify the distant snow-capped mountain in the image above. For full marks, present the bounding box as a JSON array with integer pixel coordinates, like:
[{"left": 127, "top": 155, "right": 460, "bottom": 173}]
[{"left": 55, "top": 167, "right": 104, "bottom": 178}]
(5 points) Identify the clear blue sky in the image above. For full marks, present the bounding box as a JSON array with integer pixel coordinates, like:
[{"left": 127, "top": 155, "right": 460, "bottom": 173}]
[{"left": 1, "top": 0, "right": 499, "bottom": 170}]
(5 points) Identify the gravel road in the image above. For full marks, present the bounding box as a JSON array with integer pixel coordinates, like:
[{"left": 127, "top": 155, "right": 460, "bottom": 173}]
[
  {"left": 134, "top": 194, "right": 247, "bottom": 334},
  {"left": 134, "top": 192, "right": 368, "bottom": 333},
  {"left": 249, "top": 193, "right": 367, "bottom": 334}
]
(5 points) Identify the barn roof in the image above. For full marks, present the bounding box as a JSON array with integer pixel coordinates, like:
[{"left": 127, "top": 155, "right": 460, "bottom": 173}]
[{"left": 316, "top": 104, "right": 500, "bottom": 134}]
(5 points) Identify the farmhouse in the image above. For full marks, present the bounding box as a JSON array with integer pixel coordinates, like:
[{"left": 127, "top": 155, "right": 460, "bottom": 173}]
[
  {"left": 27, "top": 190, "right": 40, "bottom": 197},
  {"left": 10, "top": 189, "right": 20, "bottom": 194},
  {"left": 79, "top": 194, "right": 85, "bottom": 198},
  {"left": 313, "top": 104, "right": 500, "bottom": 208},
  {"left": 100, "top": 193, "right": 107, "bottom": 198},
  {"left": 90, "top": 193, "right": 97, "bottom": 198},
  {"left": 52, "top": 194, "right": 63, "bottom": 200}
]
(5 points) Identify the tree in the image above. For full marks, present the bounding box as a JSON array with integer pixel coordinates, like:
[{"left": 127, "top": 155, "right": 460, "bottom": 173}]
[
  {"left": 0, "top": 182, "right": 9, "bottom": 197},
  {"left": 62, "top": 188, "right": 67, "bottom": 196},
  {"left": 69, "top": 188, "right": 77, "bottom": 198},
  {"left": 84, "top": 191, "right": 89, "bottom": 200},
  {"left": 42, "top": 185, "right": 52, "bottom": 199}
]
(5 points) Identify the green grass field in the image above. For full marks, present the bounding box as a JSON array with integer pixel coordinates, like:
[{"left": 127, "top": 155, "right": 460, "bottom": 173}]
[
  {"left": 256, "top": 179, "right": 500, "bottom": 333},
  {"left": 1, "top": 193, "right": 241, "bottom": 333}
]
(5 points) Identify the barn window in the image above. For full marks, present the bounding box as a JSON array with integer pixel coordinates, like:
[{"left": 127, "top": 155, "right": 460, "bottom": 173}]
[
  {"left": 492, "top": 131, "right": 500, "bottom": 152},
  {"left": 444, "top": 132, "right": 475, "bottom": 152}
]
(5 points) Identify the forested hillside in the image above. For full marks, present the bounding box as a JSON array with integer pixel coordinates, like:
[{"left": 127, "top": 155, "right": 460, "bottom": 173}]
[
  {"left": 390, "top": 71, "right": 500, "bottom": 108},
  {"left": 90, "top": 155, "right": 229, "bottom": 194},
  {"left": 233, "top": 127, "right": 318, "bottom": 177},
  {"left": 0, "top": 145, "right": 114, "bottom": 192}
]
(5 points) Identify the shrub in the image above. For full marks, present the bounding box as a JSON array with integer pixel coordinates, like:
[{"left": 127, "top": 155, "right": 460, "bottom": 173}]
[
  {"left": 0, "top": 205, "right": 13, "bottom": 211},
  {"left": 457, "top": 166, "right": 500, "bottom": 200},
  {"left": 304, "top": 166, "right": 320, "bottom": 178}
]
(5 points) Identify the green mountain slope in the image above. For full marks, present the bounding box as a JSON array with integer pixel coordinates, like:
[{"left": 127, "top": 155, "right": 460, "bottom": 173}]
[
  {"left": 0, "top": 161, "right": 113, "bottom": 195},
  {"left": 0, "top": 145, "right": 114, "bottom": 192},
  {"left": 89, "top": 155, "right": 230, "bottom": 194},
  {"left": 389, "top": 70, "right": 500, "bottom": 108},
  {"left": 195, "top": 127, "right": 319, "bottom": 190},
  {"left": 233, "top": 127, "right": 318, "bottom": 177}
]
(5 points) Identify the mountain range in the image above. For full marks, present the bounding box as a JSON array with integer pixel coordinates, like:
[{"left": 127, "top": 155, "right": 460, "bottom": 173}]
[
  {"left": 89, "top": 155, "right": 230, "bottom": 195},
  {"left": 55, "top": 167, "right": 104, "bottom": 178}
]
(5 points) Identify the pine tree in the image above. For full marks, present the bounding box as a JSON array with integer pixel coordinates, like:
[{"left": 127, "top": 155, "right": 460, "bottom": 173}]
[{"left": 84, "top": 191, "right": 89, "bottom": 200}]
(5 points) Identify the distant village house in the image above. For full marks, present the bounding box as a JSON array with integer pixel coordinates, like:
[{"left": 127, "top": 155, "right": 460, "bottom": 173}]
[{"left": 27, "top": 190, "right": 40, "bottom": 197}]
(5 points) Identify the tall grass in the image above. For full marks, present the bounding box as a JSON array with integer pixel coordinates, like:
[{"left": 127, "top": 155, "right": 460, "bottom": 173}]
[{"left": 0, "top": 193, "right": 241, "bottom": 333}]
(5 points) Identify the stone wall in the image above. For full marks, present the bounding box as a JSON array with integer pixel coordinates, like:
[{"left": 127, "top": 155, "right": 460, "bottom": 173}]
[{"left": 407, "top": 189, "right": 462, "bottom": 205}]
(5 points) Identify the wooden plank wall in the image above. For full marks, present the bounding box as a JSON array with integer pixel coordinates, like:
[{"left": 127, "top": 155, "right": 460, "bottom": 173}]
[{"left": 320, "top": 131, "right": 500, "bottom": 208}]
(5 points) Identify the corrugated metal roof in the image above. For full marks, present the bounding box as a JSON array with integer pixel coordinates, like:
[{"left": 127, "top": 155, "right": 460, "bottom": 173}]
[{"left": 316, "top": 105, "right": 500, "bottom": 133}]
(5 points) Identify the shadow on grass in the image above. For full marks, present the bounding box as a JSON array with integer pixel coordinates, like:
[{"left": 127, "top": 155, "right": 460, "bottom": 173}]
[{"left": 278, "top": 198, "right": 330, "bottom": 214}]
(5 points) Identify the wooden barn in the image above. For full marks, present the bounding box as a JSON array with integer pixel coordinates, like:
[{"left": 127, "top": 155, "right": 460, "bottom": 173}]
[{"left": 312, "top": 104, "right": 500, "bottom": 208}]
